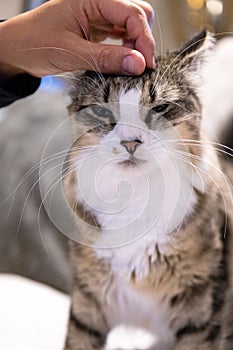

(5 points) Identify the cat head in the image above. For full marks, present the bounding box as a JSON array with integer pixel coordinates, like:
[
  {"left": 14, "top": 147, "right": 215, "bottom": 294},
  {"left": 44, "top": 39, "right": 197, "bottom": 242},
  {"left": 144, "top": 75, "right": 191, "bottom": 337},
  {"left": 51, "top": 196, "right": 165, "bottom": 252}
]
[
  {"left": 64, "top": 31, "right": 215, "bottom": 247},
  {"left": 68, "top": 30, "right": 214, "bottom": 164},
  {"left": 69, "top": 31, "right": 213, "bottom": 141}
]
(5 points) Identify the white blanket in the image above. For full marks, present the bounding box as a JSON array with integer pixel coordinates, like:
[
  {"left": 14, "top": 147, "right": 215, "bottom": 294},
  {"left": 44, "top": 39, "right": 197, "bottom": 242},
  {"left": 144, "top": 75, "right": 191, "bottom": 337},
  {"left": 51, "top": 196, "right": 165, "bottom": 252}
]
[{"left": 0, "top": 274, "right": 70, "bottom": 350}]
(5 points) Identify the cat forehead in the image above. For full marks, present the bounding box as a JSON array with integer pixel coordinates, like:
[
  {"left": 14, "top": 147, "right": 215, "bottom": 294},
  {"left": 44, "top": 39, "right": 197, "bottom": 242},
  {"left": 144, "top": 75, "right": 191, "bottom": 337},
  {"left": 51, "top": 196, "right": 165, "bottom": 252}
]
[
  {"left": 119, "top": 89, "right": 141, "bottom": 105},
  {"left": 119, "top": 89, "right": 141, "bottom": 119},
  {"left": 71, "top": 61, "right": 187, "bottom": 107}
]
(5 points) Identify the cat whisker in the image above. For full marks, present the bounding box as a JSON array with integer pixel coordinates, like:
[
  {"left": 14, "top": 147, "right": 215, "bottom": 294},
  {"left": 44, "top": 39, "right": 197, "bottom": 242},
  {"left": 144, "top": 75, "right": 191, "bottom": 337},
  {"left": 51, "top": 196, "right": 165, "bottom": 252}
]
[
  {"left": 14, "top": 154, "right": 79, "bottom": 242},
  {"left": 36, "top": 163, "right": 83, "bottom": 248},
  {"left": 64, "top": 1, "right": 106, "bottom": 87},
  {"left": 164, "top": 100, "right": 192, "bottom": 112},
  {"left": 163, "top": 138, "right": 233, "bottom": 159},
  {"left": 150, "top": 62, "right": 161, "bottom": 92},
  {"left": 171, "top": 150, "right": 231, "bottom": 239},
  {"left": 173, "top": 148, "right": 233, "bottom": 197},
  {"left": 59, "top": 74, "right": 107, "bottom": 95},
  {"left": 151, "top": 36, "right": 211, "bottom": 92},
  {"left": 21, "top": 46, "right": 103, "bottom": 74},
  {"left": 0, "top": 147, "right": 78, "bottom": 224}
]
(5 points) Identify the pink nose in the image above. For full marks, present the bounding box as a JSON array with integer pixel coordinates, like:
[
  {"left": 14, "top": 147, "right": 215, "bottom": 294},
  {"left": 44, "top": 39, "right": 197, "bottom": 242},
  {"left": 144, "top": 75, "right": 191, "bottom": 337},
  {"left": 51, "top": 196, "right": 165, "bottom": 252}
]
[{"left": 120, "top": 139, "right": 142, "bottom": 154}]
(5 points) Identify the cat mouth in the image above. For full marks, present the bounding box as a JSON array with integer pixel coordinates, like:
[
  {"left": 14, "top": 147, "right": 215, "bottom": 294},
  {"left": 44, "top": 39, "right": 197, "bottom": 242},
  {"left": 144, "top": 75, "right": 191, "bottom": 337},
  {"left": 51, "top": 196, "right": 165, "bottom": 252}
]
[{"left": 119, "top": 156, "right": 146, "bottom": 166}]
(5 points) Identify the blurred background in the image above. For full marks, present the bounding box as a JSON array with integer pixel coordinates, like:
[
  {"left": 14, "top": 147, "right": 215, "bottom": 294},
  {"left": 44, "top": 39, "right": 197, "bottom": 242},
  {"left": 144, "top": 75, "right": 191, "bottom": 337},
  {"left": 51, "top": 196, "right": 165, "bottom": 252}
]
[
  {"left": 0, "top": 0, "right": 233, "bottom": 293},
  {"left": 0, "top": 0, "right": 233, "bottom": 292},
  {"left": 1, "top": 0, "right": 233, "bottom": 49},
  {"left": 0, "top": 1, "right": 232, "bottom": 349}
]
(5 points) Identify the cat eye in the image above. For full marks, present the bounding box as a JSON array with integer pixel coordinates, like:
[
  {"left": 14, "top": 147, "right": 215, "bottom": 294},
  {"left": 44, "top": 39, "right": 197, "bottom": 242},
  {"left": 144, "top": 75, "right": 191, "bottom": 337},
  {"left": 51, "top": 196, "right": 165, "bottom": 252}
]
[
  {"left": 151, "top": 103, "right": 170, "bottom": 114},
  {"left": 91, "top": 105, "right": 113, "bottom": 120},
  {"left": 145, "top": 103, "right": 170, "bottom": 125}
]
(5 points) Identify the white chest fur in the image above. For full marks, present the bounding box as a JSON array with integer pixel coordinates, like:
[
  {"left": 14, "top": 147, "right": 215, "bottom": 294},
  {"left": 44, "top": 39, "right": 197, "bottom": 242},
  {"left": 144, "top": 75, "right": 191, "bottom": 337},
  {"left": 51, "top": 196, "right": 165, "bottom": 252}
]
[
  {"left": 76, "top": 147, "right": 197, "bottom": 279},
  {"left": 103, "top": 275, "right": 175, "bottom": 350}
]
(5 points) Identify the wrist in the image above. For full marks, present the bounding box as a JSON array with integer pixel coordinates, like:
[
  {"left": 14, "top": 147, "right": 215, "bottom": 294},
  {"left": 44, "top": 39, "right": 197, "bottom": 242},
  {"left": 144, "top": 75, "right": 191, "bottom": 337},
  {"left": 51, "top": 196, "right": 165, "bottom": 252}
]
[
  {"left": 0, "top": 19, "right": 27, "bottom": 77},
  {"left": 0, "top": 62, "right": 25, "bottom": 77}
]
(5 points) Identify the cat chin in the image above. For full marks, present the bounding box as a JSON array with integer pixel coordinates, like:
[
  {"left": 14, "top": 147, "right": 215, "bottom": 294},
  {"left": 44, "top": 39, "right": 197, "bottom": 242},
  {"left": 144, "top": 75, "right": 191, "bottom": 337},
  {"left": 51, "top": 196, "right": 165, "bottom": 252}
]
[
  {"left": 118, "top": 156, "right": 147, "bottom": 167},
  {"left": 73, "top": 140, "right": 199, "bottom": 259}
]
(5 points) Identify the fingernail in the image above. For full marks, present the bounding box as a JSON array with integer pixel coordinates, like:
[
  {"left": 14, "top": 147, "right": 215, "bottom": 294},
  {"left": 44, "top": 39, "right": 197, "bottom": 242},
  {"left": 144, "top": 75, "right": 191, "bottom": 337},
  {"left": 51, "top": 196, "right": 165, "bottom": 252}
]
[{"left": 122, "top": 55, "right": 137, "bottom": 74}]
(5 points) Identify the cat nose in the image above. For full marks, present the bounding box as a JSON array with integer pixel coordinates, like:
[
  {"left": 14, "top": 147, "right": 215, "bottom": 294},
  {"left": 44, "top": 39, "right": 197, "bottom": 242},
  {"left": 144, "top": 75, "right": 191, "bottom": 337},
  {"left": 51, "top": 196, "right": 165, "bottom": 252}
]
[{"left": 120, "top": 139, "right": 142, "bottom": 154}]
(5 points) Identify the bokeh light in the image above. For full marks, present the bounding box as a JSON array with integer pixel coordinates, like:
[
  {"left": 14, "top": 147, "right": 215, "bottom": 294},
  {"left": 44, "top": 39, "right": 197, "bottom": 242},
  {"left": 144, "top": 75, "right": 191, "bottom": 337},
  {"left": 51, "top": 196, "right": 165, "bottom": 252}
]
[
  {"left": 206, "top": 0, "right": 223, "bottom": 16},
  {"left": 187, "top": 0, "right": 204, "bottom": 10}
]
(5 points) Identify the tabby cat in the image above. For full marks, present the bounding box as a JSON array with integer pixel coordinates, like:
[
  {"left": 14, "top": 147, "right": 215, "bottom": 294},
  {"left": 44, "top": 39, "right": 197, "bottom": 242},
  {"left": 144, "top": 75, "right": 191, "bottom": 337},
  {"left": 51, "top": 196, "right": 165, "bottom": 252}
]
[{"left": 63, "top": 31, "right": 233, "bottom": 350}]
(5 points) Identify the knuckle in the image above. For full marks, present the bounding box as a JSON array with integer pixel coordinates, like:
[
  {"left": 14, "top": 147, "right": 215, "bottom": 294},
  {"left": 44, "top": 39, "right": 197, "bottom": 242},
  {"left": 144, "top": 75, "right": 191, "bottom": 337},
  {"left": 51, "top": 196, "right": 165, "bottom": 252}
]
[
  {"left": 129, "top": 1, "right": 154, "bottom": 26},
  {"left": 143, "top": 2, "right": 154, "bottom": 20},
  {"left": 97, "top": 48, "right": 112, "bottom": 72},
  {"left": 129, "top": 3, "right": 145, "bottom": 18},
  {"left": 147, "top": 35, "right": 155, "bottom": 48}
]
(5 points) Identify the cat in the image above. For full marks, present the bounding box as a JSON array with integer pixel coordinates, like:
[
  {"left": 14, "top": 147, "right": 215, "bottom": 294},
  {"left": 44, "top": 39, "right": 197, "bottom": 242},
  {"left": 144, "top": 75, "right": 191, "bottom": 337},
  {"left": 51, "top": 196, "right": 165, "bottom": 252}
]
[{"left": 63, "top": 30, "right": 233, "bottom": 350}]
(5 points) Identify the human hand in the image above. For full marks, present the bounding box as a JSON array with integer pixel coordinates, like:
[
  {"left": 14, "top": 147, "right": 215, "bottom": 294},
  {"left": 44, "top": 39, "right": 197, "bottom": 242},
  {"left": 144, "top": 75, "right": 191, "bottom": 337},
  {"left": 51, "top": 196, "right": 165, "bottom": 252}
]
[{"left": 0, "top": 0, "right": 155, "bottom": 77}]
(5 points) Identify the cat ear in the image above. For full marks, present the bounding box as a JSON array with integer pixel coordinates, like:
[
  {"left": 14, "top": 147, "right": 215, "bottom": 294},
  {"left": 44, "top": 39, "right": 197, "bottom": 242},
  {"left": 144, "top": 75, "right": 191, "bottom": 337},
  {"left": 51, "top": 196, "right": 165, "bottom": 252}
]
[
  {"left": 176, "top": 30, "right": 216, "bottom": 91},
  {"left": 177, "top": 30, "right": 215, "bottom": 65}
]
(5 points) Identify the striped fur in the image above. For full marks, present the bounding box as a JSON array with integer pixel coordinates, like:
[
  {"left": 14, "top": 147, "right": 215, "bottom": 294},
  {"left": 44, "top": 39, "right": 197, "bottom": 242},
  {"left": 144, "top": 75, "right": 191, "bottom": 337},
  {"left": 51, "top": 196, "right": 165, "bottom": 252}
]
[{"left": 64, "top": 31, "right": 233, "bottom": 350}]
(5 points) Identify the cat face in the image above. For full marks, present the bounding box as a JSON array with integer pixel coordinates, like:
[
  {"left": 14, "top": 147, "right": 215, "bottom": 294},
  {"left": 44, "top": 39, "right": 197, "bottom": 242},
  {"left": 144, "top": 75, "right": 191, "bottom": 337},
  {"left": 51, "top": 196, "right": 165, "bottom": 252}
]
[
  {"left": 69, "top": 68, "right": 200, "bottom": 164},
  {"left": 69, "top": 30, "right": 214, "bottom": 163},
  {"left": 65, "top": 31, "right": 214, "bottom": 248}
]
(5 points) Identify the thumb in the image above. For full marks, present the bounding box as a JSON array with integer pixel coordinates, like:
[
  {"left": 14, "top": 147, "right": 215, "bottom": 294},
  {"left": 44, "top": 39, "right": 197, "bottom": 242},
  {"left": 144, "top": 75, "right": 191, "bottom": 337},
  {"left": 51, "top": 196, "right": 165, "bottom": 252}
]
[{"left": 79, "top": 41, "right": 146, "bottom": 75}]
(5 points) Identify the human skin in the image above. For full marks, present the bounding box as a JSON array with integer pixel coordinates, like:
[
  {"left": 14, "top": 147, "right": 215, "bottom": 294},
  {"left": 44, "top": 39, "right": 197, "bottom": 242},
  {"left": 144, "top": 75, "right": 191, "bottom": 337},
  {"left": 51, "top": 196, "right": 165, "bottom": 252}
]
[{"left": 0, "top": 0, "right": 155, "bottom": 77}]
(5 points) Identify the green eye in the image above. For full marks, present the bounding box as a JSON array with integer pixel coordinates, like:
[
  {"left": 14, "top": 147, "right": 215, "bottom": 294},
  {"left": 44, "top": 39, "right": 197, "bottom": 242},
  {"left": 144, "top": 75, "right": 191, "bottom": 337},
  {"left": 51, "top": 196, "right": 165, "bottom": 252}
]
[
  {"left": 152, "top": 103, "right": 169, "bottom": 114},
  {"left": 145, "top": 103, "right": 170, "bottom": 125},
  {"left": 91, "top": 105, "right": 113, "bottom": 119}
]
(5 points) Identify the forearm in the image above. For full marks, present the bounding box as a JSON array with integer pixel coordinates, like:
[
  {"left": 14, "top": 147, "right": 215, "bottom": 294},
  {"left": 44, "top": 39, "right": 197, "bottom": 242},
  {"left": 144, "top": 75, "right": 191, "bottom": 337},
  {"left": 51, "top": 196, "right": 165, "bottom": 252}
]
[
  {"left": 0, "top": 0, "right": 155, "bottom": 107},
  {"left": 0, "top": 18, "right": 27, "bottom": 76}
]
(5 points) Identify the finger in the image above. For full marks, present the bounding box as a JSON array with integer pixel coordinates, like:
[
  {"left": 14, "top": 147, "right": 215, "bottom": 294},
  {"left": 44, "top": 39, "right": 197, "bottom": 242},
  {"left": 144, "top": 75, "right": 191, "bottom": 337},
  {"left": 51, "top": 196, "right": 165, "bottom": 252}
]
[
  {"left": 91, "top": 24, "right": 126, "bottom": 42},
  {"left": 123, "top": 39, "right": 136, "bottom": 49},
  {"left": 129, "top": 0, "right": 155, "bottom": 28},
  {"left": 69, "top": 38, "right": 146, "bottom": 75},
  {"left": 108, "top": 25, "right": 126, "bottom": 39},
  {"left": 89, "top": 0, "right": 155, "bottom": 69}
]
